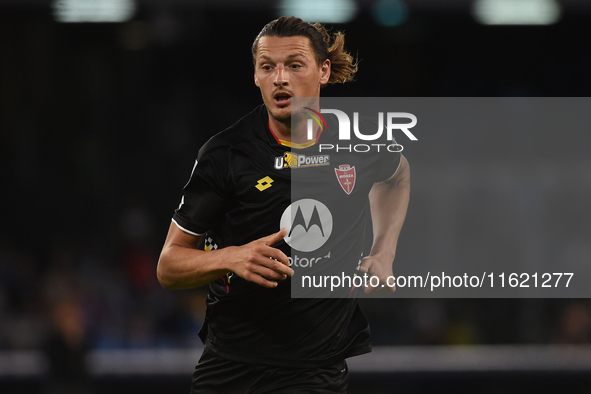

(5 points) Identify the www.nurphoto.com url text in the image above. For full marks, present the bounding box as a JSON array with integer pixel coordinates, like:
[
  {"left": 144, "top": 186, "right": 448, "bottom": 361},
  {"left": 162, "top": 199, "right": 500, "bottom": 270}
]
[{"left": 301, "top": 272, "right": 574, "bottom": 292}]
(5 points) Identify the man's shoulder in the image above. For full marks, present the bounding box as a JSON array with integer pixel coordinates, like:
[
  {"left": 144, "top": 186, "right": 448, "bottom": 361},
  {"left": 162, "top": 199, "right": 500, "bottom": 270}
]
[{"left": 198, "top": 104, "right": 268, "bottom": 158}]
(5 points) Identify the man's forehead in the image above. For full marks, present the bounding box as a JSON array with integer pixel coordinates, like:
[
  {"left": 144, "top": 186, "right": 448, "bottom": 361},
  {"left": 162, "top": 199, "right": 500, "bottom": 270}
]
[{"left": 256, "top": 36, "right": 314, "bottom": 59}]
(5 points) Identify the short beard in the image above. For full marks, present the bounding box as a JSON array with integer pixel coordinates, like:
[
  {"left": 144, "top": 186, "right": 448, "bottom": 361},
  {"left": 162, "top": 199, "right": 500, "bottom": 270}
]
[{"left": 270, "top": 110, "right": 292, "bottom": 127}]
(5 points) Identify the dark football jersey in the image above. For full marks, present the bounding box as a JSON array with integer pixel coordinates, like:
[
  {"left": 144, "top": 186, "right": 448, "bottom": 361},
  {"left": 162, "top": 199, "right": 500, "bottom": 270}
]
[{"left": 172, "top": 104, "right": 400, "bottom": 367}]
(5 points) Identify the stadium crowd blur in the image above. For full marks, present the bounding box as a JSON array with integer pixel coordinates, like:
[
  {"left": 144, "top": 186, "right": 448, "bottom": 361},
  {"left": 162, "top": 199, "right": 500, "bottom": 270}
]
[{"left": 2, "top": 0, "right": 591, "bottom": 371}]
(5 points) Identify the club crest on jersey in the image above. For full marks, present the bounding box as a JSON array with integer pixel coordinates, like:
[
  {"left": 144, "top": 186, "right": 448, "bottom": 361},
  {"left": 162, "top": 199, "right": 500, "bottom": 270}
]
[
  {"left": 334, "top": 164, "right": 356, "bottom": 195},
  {"left": 274, "top": 152, "right": 330, "bottom": 170}
]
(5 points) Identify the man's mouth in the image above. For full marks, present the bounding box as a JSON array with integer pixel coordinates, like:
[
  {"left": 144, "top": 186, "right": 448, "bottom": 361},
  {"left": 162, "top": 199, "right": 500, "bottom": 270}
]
[{"left": 273, "top": 92, "right": 292, "bottom": 106}]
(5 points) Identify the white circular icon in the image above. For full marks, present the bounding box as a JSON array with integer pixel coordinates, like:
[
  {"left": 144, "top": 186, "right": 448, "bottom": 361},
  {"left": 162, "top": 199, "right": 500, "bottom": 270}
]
[{"left": 280, "top": 199, "right": 333, "bottom": 252}]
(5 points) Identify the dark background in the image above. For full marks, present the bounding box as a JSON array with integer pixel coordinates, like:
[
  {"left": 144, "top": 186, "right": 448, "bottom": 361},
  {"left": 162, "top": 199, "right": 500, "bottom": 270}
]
[{"left": 1, "top": 0, "right": 591, "bottom": 393}]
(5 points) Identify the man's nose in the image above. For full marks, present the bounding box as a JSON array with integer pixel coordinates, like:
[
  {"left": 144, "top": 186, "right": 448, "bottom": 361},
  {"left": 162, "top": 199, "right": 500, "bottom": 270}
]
[{"left": 273, "top": 65, "right": 288, "bottom": 86}]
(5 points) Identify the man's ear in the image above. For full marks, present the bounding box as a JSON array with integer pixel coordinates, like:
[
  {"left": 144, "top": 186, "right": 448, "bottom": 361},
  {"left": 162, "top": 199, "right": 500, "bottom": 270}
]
[
  {"left": 320, "top": 59, "right": 331, "bottom": 85},
  {"left": 254, "top": 72, "right": 260, "bottom": 87}
]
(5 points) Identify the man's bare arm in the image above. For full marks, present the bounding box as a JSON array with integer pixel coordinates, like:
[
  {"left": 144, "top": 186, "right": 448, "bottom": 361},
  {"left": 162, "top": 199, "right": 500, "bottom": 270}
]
[
  {"left": 157, "top": 223, "right": 292, "bottom": 290},
  {"left": 360, "top": 154, "right": 410, "bottom": 294}
]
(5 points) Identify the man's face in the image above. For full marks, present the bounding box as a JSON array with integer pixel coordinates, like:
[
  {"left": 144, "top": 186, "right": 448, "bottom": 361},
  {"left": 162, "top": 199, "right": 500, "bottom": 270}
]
[{"left": 254, "top": 35, "right": 331, "bottom": 124}]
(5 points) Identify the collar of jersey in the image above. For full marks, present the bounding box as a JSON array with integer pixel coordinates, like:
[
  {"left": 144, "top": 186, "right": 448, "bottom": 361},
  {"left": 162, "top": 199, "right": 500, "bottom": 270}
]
[{"left": 268, "top": 120, "right": 322, "bottom": 149}]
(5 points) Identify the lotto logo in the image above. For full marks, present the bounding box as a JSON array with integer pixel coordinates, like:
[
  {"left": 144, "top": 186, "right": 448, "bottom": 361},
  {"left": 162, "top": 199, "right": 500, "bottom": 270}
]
[{"left": 255, "top": 176, "right": 274, "bottom": 191}]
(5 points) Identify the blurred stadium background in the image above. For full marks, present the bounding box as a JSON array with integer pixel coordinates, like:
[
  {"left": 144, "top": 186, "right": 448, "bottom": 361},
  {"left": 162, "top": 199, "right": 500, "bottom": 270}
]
[{"left": 1, "top": 0, "right": 591, "bottom": 393}]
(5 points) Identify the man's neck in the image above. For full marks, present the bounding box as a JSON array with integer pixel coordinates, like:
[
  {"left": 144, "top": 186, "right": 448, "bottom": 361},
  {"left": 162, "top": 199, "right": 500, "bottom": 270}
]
[{"left": 268, "top": 115, "right": 319, "bottom": 145}]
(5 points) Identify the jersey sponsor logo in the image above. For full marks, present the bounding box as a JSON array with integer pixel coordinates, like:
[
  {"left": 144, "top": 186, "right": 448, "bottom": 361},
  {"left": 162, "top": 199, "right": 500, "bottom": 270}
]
[
  {"left": 255, "top": 176, "right": 274, "bottom": 191},
  {"left": 290, "top": 204, "right": 324, "bottom": 237},
  {"left": 289, "top": 251, "right": 331, "bottom": 268},
  {"left": 280, "top": 199, "right": 333, "bottom": 252},
  {"left": 334, "top": 164, "right": 356, "bottom": 195},
  {"left": 274, "top": 152, "right": 330, "bottom": 170}
]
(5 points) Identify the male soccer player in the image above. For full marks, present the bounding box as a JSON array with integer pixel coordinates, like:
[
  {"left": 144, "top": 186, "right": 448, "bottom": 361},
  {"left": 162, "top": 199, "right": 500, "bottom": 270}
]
[{"left": 157, "top": 16, "right": 410, "bottom": 393}]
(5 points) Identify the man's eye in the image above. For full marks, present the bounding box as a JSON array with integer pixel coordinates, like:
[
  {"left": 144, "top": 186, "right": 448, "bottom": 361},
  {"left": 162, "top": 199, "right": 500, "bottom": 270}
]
[
  {"left": 290, "top": 64, "right": 302, "bottom": 69},
  {"left": 262, "top": 65, "right": 272, "bottom": 71}
]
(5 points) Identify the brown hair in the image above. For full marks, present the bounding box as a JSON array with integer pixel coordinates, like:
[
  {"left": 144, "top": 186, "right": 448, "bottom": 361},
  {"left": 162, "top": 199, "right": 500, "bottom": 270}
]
[{"left": 252, "top": 16, "right": 358, "bottom": 85}]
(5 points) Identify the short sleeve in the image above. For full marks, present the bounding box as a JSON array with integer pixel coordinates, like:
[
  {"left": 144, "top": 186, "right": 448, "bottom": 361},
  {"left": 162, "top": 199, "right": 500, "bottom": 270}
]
[
  {"left": 172, "top": 141, "right": 230, "bottom": 236},
  {"left": 356, "top": 115, "right": 402, "bottom": 183}
]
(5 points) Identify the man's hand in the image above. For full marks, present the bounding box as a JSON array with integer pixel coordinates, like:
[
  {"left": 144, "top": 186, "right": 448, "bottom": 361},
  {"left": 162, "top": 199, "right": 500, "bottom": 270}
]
[
  {"left": 359, "top": 255, "right": 396, "bottom": 296},
  {"left": 157, "top": 224, "right": 291, "bottom": 290},
  {"left": 225, "top": 228, "right": 292, "bottom": 288}
]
